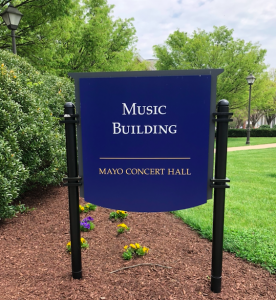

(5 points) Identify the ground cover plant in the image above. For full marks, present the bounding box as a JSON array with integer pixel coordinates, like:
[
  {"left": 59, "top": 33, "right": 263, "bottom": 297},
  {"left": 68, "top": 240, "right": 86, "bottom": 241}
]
[
  {"left": 122, "top": 243, "right": 150, "bottom": 260},
  {"left": 215, "top": 137, "right": 276, "bottom": 148},
  {"left": 66, "top": 237, "right": 89, "bottom": 253},
  {"left": 117, "top": 223, "right": 130, "bottom": 234},
  {"left": 173, "top": 148, "right": 276, "bottom": 273},
  {"left": 79, "top": 203, "right": 97, "bottom": 213},
  {"left": 109, "top": 210, "right": 128, "bottom": 220},
  {"left": 80, "top": 216, "right": 95, "bottom": 232}
]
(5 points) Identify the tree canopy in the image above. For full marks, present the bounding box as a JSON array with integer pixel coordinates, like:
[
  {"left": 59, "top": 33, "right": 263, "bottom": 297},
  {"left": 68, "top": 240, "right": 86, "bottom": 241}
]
[
  {"left": 153, "top": 26, "right": 268, "bottom": 110},
  {"left": 0, "top": 0, "right": 75, "bottom": 51},
  {"left": 249, "top": 72, "right": 276, "bottom": 126},
  {"left": 0, "top": 0, "right": 149, "bottom": 76}
]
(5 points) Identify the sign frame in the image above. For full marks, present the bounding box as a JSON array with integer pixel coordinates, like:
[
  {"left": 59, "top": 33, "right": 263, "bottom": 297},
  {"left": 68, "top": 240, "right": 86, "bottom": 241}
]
[{"left": 69, "top": 69, "right": 223, "bottom": 210}]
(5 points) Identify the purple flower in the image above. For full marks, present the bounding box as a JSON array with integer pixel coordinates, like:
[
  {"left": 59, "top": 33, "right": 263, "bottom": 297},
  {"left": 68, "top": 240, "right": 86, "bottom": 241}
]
[
  {"left": 83, "top": 216, "right": 93, "bottom": 222},
  {"left": 83, "top": 223, "right": 90, "bottom": 229}
]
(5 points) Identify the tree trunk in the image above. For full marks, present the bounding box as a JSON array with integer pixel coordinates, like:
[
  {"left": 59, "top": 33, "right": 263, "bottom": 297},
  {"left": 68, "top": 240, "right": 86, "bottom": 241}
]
[{"left": 265, "top": 114, "right": 276, "bottom": 126}]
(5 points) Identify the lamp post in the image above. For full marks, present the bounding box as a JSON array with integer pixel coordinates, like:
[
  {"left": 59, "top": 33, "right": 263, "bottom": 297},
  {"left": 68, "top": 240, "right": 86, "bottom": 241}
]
[
  {"left": 0, "top": 4, "right": 23, "bottom": 54},
  {"left": 245, "top": 73, "right": 256, "bottom": 145}
]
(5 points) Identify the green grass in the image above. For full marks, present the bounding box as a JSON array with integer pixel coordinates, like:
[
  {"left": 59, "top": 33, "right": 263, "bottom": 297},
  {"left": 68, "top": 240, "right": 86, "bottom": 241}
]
[
  {"left": 214, "top": 137, "right": 276, "bottom": 148},
  {"left": 173, "top": 148, "right": 276, "bottom": 273}
]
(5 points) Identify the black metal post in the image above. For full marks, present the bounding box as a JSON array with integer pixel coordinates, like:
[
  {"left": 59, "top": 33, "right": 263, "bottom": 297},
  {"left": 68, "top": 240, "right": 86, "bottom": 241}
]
[
  {"left": 246, "top": 84, "right": 252, "bottom": 144},
  {"left": 11, "top": 30, "right": 16, "bottom": 54},
  {"left": 64, "top": 102, "right": 82, "bottom": 279},
  {"left": 211, "top": 100, "right": 230, "bottom": 293}
]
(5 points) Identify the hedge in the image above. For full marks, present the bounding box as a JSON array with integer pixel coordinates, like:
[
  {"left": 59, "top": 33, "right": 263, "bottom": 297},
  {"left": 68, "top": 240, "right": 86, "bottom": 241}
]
[
  {"left": 215, "top": 129, "right": 276, "bottom": 137},
  {"left": 228, "top": 129, "right": 276, "bottom": 137},
  {"left": 0, "top": 50, "right": 75, "bottom": 220}
]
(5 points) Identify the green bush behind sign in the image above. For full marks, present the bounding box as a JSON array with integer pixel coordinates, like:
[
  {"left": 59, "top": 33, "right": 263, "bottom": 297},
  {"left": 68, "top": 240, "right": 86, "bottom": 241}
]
[
  {"left": 0, "top": 50, "right": 75, "bottom": 219},
  {"left": 215, "top": 129, "right": 276, "bottom": 137}
]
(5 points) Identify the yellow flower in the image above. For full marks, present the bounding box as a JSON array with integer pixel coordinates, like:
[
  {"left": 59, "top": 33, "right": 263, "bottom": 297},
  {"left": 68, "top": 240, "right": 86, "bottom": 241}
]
[
  {"left": 143, "top": 247, "right": 149, "bottom": 253},
  {"left": 116, "top": 210, "right": 120, "bottom": 214},
  {"left": 67, "top": 242, "right": 71, "bottom": 246},
  {"left": 1, "top": 63, "right": 4, "bottom": 67},
  {"left": 117, "top": 223, "right": 127, "bottom": 228},
  {"left": 80, "top": 238, "right": 85, "bottom": 243},
  {"left": 13, "top": 76, "right": 16, "bottom": 78},
  {"left": 124, "top": 245, "right": 128, "bottom": 250},
  {"left": 81, "top": 207, "right": 84, "bottom": 211},
  {"left": 11, "top": 154, "right": 14, "bottom": 157},
  {"left": 130, "top": 244, "right": 136, "bottom": 249},
  {"left": 135, "top": 243, "right": 140, "bottom": 248}
]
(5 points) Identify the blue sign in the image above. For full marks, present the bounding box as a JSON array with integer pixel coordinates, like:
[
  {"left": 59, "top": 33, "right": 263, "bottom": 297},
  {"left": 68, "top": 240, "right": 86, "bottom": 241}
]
[{"left": 69, "top": 70, "right": 223, "bottom": 212}]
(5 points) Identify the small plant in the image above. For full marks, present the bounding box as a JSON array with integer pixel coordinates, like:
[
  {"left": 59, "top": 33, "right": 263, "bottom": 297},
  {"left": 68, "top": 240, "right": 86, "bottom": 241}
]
[
  {"left": 117, "top": 223, "right": 130, "bottom": 234},
  {"left": 80, "top": 216, "right": 95, "bottom": 232},
  {"left": 79, "top": 205, "right": 85, "bottom": 213},
  {"left": 109, "top": 210, "right": 128, "bottom": 220},
  {"left": 83, "top": 203, "right": 97, "bottom": 212},
  {"left": 122, "top": 243, "right": 149, "bottom": 260},
  {"left": 79, "top": 203, "right": 97, "bottom": 213},
  {"left": 66, "top": 238, "right": 89, "bottom": 253},
  {"left": 13, "top": 201, "right": 35, "bottom": 215}
]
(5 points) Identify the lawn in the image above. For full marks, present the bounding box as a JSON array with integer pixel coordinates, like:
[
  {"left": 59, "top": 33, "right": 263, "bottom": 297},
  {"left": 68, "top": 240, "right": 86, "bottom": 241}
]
[
  {"left": 173, "top": 148, "right": 276, "bottom": 273},
  {"left": 215, "top": 137, "right": 276, "bottom": 148}
]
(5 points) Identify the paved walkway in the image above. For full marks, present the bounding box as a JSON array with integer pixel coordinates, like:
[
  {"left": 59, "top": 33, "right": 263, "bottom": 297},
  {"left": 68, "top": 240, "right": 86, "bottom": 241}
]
[{"left": 227, "top": 143, "right": 276, "bottom": 152}]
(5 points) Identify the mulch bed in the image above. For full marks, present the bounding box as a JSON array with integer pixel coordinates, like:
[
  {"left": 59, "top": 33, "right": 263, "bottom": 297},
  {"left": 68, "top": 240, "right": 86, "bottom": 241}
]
[{"left": 0, "top": 185, "right": 275, "bottom": 300}]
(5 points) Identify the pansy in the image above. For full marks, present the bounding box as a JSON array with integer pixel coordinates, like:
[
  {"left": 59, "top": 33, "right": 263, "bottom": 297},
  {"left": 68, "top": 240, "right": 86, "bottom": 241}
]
[
  {"left": 122, "top": 244, "right": 150, "bottom": 260},
  {"left": 83, "top": 223, "right": 90, "bottom": 229},
  {"left": 117, "top": 223, "right": 128, "bottom": 228},
  {"left": 143, "top": 247, "right": 149, "bottom": 253}
]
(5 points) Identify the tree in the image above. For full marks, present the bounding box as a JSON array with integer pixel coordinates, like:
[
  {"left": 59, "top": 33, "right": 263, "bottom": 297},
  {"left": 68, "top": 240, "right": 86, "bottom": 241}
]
[
  {"left": 153, "top": 26, "right": 268, "bottom": 110},
  {"left": 0, "top": 0, "right": 75, "bottom": 52},
  {"left": 230, "top": 108, "right": 247, "bottom": 128},
  {"left": 249, "top": 72, "right": 276, "bottom": 127},
  {"left": 250, "top": 109, "right": 263, "bottom": 128},
  {"left": 1, "top": 0, "right": 148, "bottom": 76},
  {"left": 10, "top": 0, "right": 147, "bottom": 76}
]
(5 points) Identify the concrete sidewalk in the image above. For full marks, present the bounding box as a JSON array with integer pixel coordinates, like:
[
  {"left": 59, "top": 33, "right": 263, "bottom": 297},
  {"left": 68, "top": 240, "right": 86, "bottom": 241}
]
[{"left": 227, "top": 143, "right": 276, "bottom": 152}]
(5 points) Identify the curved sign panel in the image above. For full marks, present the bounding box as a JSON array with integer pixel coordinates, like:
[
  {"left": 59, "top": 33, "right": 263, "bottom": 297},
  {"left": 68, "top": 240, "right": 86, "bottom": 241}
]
[{"left": 69, "top": 69, "right": 223, "bottom": 212}]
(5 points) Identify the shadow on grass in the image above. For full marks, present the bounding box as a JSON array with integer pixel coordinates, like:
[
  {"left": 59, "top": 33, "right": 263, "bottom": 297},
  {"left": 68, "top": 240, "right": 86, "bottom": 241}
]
[{"left": 267, "top": 173, "right": 276, "bottom": 178}]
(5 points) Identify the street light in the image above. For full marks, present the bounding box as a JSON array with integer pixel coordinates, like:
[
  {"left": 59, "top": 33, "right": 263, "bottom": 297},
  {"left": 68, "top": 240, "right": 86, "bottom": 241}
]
[
  {"left": 0, "top": 4, "right": 23, "bottom": 54},
  {"left": 245, "top": 73, "right": 256, "bottom": 144}
]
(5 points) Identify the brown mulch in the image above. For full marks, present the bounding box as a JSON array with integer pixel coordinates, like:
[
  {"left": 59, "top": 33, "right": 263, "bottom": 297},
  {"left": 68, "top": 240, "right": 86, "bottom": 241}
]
[{"left": 0, "top": 185, "right": 275, "bottom": 300}]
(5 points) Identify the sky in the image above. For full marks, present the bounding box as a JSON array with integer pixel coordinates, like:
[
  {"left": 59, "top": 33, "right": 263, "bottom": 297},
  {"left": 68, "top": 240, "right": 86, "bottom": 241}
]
[{"left": 108, "top": 0, "right": 276, "bottom": 69}]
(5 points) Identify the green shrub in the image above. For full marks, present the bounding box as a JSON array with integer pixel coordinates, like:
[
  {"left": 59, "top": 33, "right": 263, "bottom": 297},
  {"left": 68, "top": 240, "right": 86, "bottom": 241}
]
[
  {"left": 251, "top": 129, "right": 276, "bottom": 137},
  {"left": 0, "top": 50, "right": 74, "bottom": 219},
  {"left": 216, "top": 129, "right": 276, "bottom": 137},
  {"left": 259, "top": 125, "right": 270, "bottom": 129}
]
